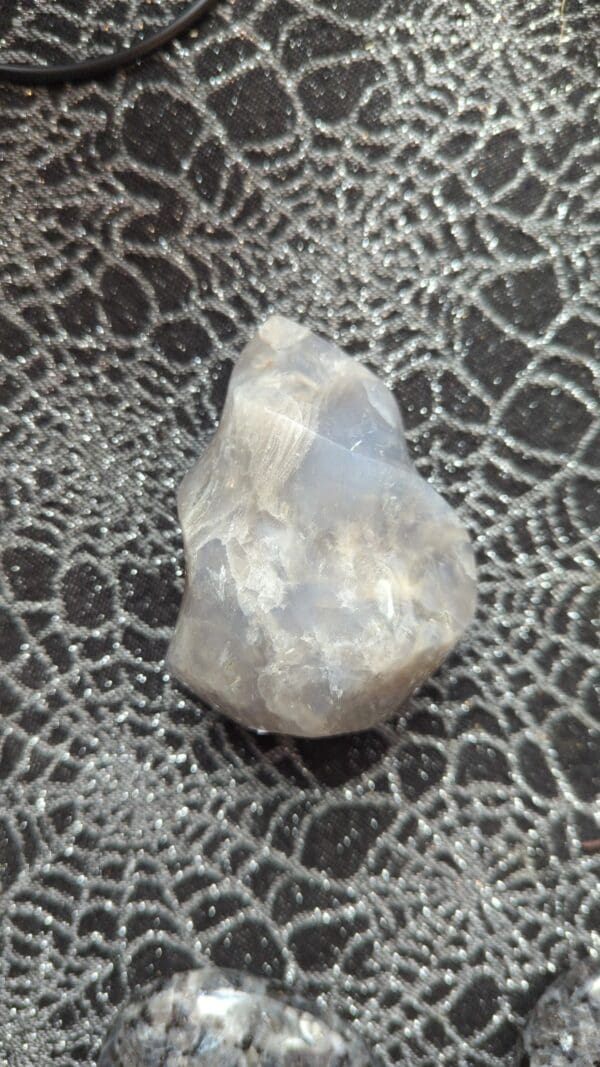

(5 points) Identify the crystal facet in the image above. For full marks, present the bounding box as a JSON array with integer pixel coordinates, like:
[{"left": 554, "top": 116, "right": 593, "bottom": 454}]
[
  {"left": 98, "top": 967, "right": 371, "bottom": 1067},
  {"left": 524, "top": 959, "right": 600, "bottom": 1066},
  {"left": 168, "top": 315, "right": 476, "bottom": 737}
]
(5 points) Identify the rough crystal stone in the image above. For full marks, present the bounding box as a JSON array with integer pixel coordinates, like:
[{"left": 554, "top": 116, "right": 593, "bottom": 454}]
[
  {"left": 523, "top": 959, "right": 600, "bottom": 1066},
  {"left": 98, "top": 967, "right": 371, "bottom": 1066},
  {"left": 168, "top": 315, "right": 476, "bottom": 737}
]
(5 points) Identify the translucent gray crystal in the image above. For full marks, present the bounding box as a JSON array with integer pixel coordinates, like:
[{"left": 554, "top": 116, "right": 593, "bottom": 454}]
[
  {"left": 98, "top": 967, "right": 371, "bottom": 1067},
  {"left": 168, "top": 316, "right": 476, "bottom": 737},
  {"left": 523, "top": 959, "right": 600, "bottom": 1066}
]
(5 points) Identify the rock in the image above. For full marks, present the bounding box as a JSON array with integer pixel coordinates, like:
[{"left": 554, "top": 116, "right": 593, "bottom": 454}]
[
  {"left": 98, "top": 967, "right": 371, "bottom": 1066},
  {"left": 168, "top": 315, "right": 476, "bottom": 737},
  {"left": 523, "top": 959, "right": 600, "bottom": 1066}
]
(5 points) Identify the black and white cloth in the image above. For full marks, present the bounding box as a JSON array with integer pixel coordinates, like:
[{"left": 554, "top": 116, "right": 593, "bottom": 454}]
[{"left": 0, "top": 2, "right": 598, "bottom": 1064}]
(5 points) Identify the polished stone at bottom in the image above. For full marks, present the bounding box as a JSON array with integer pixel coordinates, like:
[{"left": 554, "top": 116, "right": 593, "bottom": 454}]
[
  {"left": 524, "top": 958, "right": 600, "bottom": 1066},
  {"left": 98, "top": 967, "right": 371, "bottom": 1066}
]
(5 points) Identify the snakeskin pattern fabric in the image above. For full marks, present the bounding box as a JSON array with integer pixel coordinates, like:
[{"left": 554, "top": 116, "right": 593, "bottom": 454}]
[{"left": 0, "top": 2, "right": 598, "bottom": 1065}]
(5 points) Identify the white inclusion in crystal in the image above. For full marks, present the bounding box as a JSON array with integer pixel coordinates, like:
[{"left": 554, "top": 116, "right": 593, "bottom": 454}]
[
  {"left": 524, "top": 959, "right": 600, "bottom": 1066},
  {"left": 167, "top": 315, "right": 477, "bottom": 737}
]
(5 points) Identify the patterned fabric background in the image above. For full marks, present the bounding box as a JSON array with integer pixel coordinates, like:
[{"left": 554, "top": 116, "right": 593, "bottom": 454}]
[{"left": 0, "top": 1, "right": 598, "bottom": 1064}]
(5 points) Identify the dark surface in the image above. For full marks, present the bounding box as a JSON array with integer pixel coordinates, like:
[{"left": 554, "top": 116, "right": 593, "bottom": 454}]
[{"left": 0, "top": 2, "right": 599, "bottom": 1065}]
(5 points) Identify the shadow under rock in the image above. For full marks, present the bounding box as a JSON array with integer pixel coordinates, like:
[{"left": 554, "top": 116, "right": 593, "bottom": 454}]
[
  {"left": 200, "top": 713, "right": 390, "bottom": 789},
  {"left": 168, "top": 669, "right": 466, "bottom": 790},
  {"left": 165, "top": 637, "right": 483, "bottom": 795}
]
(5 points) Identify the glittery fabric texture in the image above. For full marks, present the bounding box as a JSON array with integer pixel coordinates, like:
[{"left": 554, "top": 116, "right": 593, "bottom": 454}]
[{"left": 0, "top": 2, "right": 599, "bottom": 1066}]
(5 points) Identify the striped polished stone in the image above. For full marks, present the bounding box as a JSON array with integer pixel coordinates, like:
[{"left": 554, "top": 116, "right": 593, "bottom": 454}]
[{"left": 99, "top": 967, "right": 371, "bottom": 1067}]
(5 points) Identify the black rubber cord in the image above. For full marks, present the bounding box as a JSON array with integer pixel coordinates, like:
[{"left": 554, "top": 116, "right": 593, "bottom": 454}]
[{"left": 0, "top": 0, "right": 219, "bottom": 85}]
